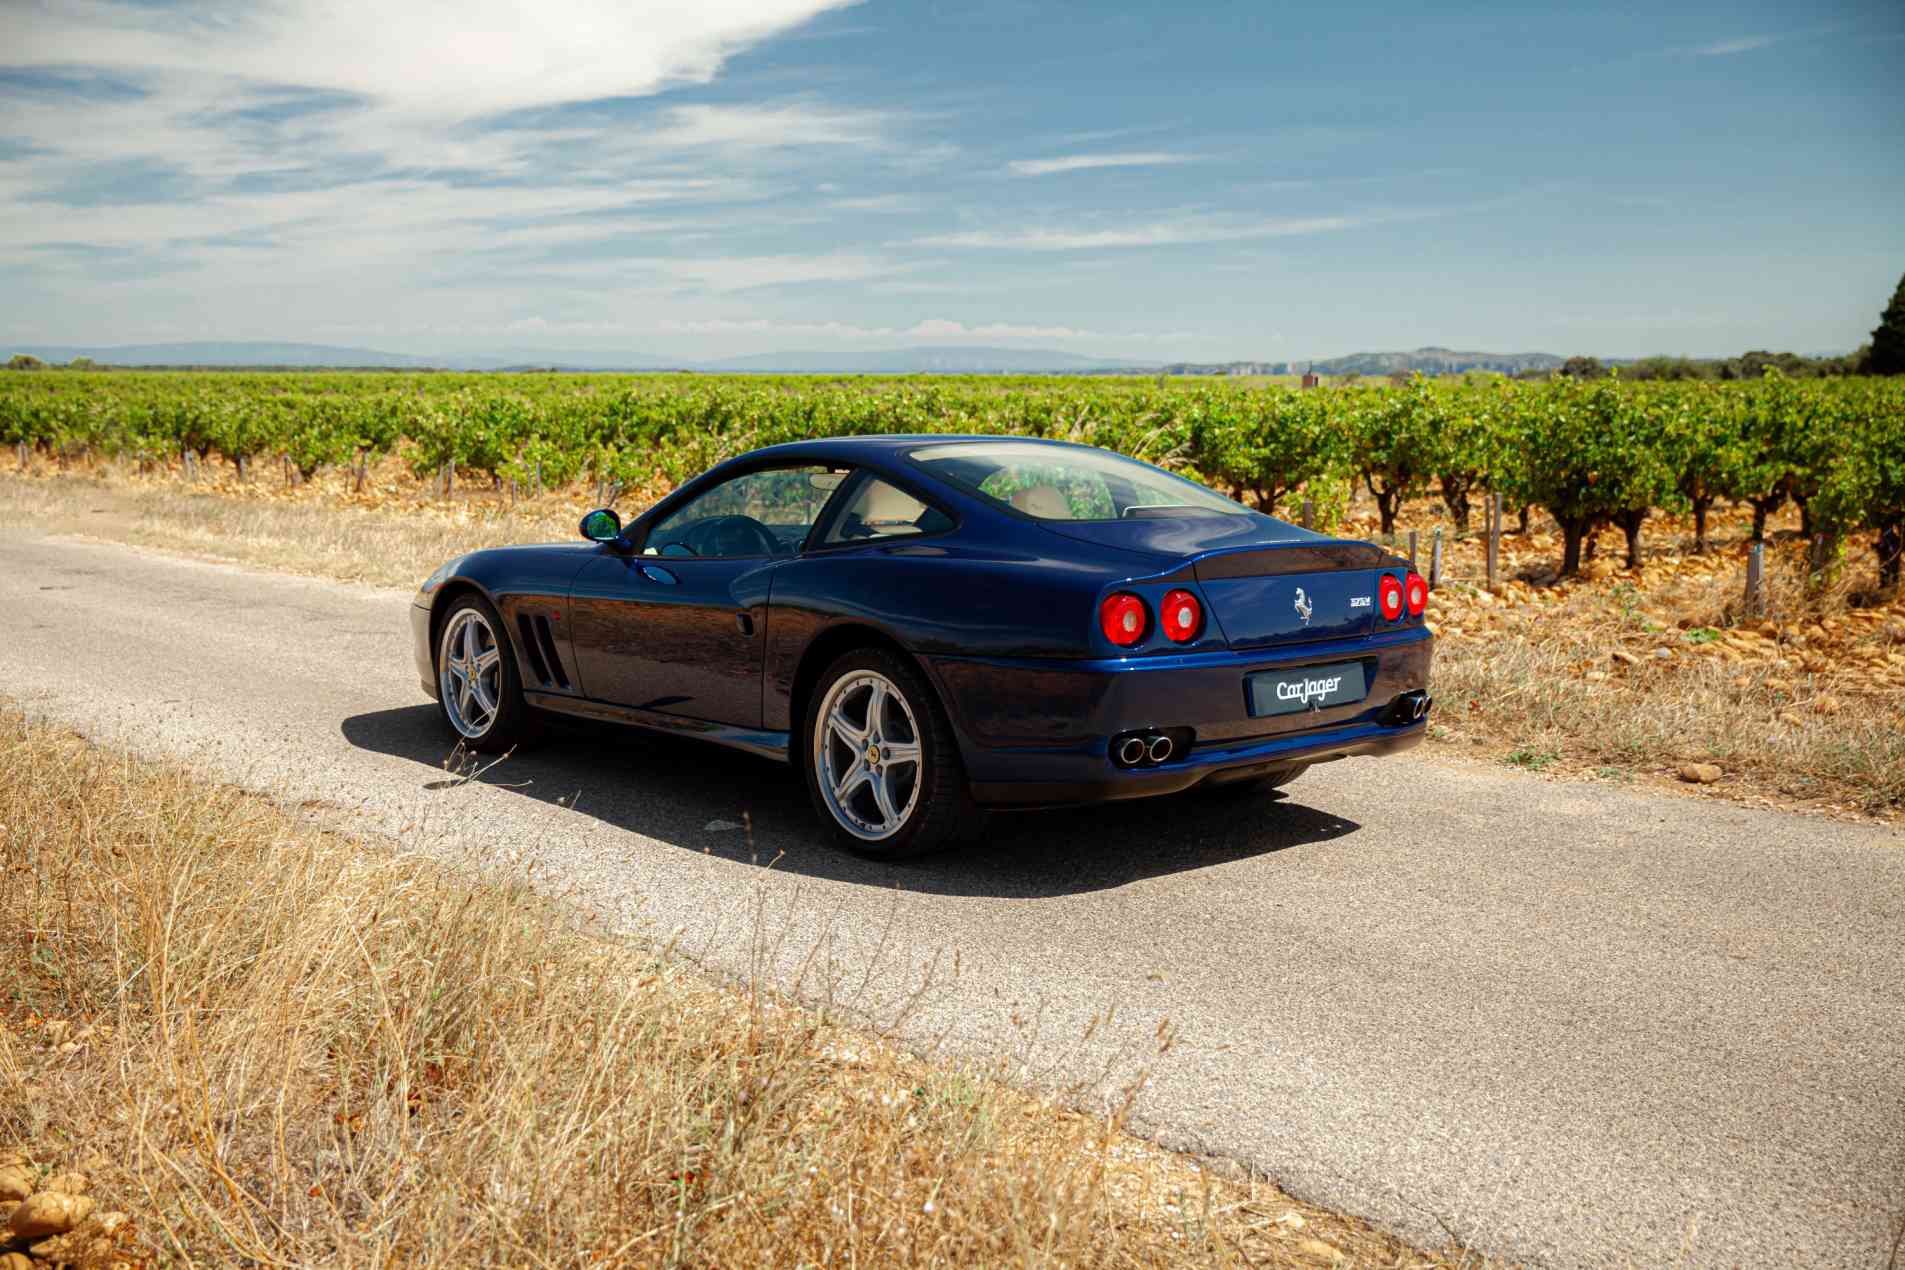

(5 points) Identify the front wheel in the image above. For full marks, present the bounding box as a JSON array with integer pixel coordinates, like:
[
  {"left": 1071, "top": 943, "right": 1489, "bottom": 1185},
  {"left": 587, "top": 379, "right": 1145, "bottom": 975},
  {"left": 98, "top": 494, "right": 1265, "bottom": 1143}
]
[
  {"left": 435, "top": 595, "right": 534, "bottom": 754},
  {"left": 803, "top": 648, "right": 977, "bottom": 858}
]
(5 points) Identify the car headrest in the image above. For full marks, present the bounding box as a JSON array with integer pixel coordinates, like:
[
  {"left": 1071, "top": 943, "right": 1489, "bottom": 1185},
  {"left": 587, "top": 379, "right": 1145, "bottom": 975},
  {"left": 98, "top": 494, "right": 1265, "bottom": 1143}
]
[
  {"left": 1010, "top": 484, "right": 1070, "bottom": 519},
  {"left": 860, "top": 481, "right": 926, "bottom": 525}
]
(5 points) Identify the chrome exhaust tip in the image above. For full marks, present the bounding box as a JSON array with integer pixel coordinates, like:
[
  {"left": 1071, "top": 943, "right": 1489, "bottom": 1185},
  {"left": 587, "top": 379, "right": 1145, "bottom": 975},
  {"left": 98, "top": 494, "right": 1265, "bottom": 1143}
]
[
  {"left": 1117, "top": 736, "right": 1149, "bottom": 766},
  {"left": 1413, "top": 694, "right": 1433, "bottom": 721},
  {"left": 1146, "top": 734, "right": 1175, "bottom": 764}
]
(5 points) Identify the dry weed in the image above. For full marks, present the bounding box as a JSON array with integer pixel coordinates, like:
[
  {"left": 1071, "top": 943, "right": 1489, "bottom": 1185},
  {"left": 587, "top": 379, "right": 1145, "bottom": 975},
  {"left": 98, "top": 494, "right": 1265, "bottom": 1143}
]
[
  {"left": 0, "top": 707, "right": 1472, "bottom": 1268},
  {"left": 1398, "top": 504, "right": 1905, "bottom": 816}
]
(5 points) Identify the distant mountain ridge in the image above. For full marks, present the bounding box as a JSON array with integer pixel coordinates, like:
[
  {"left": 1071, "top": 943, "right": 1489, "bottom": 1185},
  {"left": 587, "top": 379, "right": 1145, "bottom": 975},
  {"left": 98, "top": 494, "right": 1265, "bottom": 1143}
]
[
  {"left": 11, "top": 340, "right": 1626, "bottom": 377},
  {"left": 9, "top": 340, "right": 1155, "bottom": 374},
  {"left": 1303, "top": 346, "right": 1568, "bottom": 375},
  {"left": 1159, "top": 347, "right": 1572, "bottom": 376},
  {"left": 11, "top": 341, "right": 687, "bottom": 371},
  {"left": 702, "top": 345, "right": 1156, "bottom": 373}
]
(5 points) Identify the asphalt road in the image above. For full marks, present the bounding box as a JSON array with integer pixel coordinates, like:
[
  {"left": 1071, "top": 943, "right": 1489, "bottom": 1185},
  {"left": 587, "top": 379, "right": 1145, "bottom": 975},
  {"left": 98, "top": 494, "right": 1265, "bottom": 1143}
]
[{"left": 3, "top": 530, "right": 1901, "bottom": 1268}]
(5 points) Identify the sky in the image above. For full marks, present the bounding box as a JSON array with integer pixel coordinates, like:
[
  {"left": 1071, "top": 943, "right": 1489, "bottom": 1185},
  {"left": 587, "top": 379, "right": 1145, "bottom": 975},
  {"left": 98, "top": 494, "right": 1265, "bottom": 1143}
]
[{"left": 2, "top": 0, "right": 1902, "bottom": 363}]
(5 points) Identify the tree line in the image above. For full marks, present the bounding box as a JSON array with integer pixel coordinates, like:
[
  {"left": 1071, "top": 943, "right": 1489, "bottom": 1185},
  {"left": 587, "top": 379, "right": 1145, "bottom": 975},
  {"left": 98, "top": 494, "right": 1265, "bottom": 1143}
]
[{"left": 2, "top": 370, "right": 1901, "bottom": 588}]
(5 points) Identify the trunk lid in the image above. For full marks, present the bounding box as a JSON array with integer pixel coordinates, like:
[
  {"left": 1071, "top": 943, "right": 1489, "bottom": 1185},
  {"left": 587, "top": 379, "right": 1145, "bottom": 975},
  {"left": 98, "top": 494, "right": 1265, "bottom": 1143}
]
[
  {"left": 1038, "top": 514, "right": 1395, "bottom": 648},
  {"left": 1189, "top": 542, "right": 1390, "bottom": 647}
]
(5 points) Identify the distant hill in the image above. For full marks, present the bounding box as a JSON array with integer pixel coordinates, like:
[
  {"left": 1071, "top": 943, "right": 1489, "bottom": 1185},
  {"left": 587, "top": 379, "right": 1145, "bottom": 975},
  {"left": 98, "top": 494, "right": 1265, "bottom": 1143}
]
[
  {"left": 1303, "top": 347, "right": 1568, "bottom": 376},
  {"left": 16, "top": 341, "right": 449, "bottom": 369},
  {"left": 1161, "top": 348, "right": 1575, "bottom": 377},
  {"left": 10, "top": 341, "right": 684, "bottom": 371},
  {"left": 9, "top": 341, "right": 1153, "bottom": 374},
  {"left": 1159, "top": 361, "right": 1291, "bottom": 376},
  {"left": 702, "top": 346, "right": 1158, "bottom": 373}
]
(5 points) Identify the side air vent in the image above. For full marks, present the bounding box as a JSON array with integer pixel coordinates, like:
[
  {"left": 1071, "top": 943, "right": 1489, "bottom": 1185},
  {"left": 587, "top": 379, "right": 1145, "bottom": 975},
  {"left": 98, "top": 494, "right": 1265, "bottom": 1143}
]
[
  {"left": 533, "top": 615, "right": 570, "bottom": 689},
  {"left": 516, "top": 615, "right": 553, "bottom": 686}
]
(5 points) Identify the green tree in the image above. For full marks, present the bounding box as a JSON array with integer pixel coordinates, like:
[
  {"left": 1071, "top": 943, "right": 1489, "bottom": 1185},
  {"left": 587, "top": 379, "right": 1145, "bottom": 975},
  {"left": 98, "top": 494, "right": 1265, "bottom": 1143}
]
[
  {"left": 6, "top": 354, "right": 45, "bottom": 371},
  {"left": 1809, "top": 382, "right": 1905, "bottom": 589},
  {"left": 1429, "top": 382, "right": 1503, "bottom": 532},
  {"left": 1504, "top": 376, "right": 1675, "bottom": 574},
  {"left": 1182, "top": 387, "right": 1348, "bottom": 519},
  {"left": 1349, "top": 375, "right": 1441, "bottom": 537},
  {"left": 1660, "top": 383, "right": 1747, "bottom": 553},
  {"left": 1869, "top": 272, "right": 1905, "bottom": 376}
]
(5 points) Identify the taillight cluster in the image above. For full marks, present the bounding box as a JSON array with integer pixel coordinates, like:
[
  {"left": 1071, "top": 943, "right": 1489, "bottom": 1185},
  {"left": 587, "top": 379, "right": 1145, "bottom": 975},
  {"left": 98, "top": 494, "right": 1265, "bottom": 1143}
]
[
  {"left": 1378, "top": 574, "right": 1404, "bottom": 621},
  {"left": 1379, "top": 570, "right": 1429, "bottom": 621},
  {"left": 1405, "top": 571, "right": 1428, "bottom": 615},
  {"left": 1099, "top": 589, "right": 1203, "bottom": 648}
]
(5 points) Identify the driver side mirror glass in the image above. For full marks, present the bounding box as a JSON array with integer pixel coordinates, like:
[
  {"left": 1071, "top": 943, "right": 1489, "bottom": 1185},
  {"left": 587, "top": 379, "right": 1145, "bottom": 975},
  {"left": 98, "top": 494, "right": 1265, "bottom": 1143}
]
[{"left": 579, "top": 508, "right": 622, "bottom": 543}]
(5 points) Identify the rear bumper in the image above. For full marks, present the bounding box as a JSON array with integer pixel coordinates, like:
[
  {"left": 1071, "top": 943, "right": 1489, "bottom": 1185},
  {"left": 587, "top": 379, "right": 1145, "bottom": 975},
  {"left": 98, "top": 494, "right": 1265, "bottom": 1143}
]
[
  {"left": 967, "top": 717, "right": 1426, "bottom": 805},
  {"left": 926, "top": 626, "right": 1433, "bottom": 808}
]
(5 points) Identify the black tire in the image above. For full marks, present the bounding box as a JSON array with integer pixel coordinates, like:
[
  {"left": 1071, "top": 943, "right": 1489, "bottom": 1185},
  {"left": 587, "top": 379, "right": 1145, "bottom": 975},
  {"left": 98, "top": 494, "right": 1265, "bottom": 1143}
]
[
  {"left": 1203, "top": 762, "right": 1309, "bottom": 796},
  {"left": 801, "top": 646, "right": 980, "bottom": 859},
  {"left": 433, "top": 593, "right": 535, "bottom": 754}
]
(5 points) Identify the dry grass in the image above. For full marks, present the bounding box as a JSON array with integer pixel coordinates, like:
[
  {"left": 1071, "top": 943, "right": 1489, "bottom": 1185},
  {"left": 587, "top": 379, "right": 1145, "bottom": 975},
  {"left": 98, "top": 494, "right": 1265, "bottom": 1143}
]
[
  {"left": 0, "top": 455, "right": 579, "bottom": 589},
  {"left": 1399, "top": 506, "right": 1905, "bottom": 818},
  {"left": 0, "top": 706, "right": 1472, "bottom": 1268}
]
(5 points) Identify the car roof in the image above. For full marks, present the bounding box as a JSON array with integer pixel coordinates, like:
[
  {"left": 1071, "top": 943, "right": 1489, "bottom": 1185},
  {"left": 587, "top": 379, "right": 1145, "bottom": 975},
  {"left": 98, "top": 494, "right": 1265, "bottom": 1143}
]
[{"left": 748, "top": 434, "right": 1092, "bottom": 462}]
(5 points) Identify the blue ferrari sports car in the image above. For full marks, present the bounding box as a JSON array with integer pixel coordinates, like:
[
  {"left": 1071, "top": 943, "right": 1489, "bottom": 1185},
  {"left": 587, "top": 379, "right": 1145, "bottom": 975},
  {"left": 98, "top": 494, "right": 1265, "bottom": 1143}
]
[{"left": 412, "top": 435, "right": 1434, "bottom": 856}]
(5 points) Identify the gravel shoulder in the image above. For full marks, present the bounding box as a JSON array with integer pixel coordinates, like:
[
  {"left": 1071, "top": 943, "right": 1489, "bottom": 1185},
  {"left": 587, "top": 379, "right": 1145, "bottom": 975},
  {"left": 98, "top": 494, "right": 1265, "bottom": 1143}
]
[{"left": 3, "top": 527, "right": 1902, "bottom": 1268}]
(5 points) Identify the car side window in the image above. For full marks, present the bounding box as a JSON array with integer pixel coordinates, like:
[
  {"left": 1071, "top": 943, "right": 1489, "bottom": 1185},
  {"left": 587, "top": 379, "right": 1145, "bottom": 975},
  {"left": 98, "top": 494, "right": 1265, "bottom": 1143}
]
[
  {"left": 645, "top": 465, "right": 842, "bottom": 558},
  {"left": 822, "top": 476, "right": 954, "bottom": 545}
]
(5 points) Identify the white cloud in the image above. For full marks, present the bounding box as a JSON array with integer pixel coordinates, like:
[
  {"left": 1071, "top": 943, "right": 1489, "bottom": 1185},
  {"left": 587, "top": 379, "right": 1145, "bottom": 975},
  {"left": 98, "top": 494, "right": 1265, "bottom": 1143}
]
[
  {"left": 915, "top": 214, "right": 1368, "bottom": 250},
  {"left": 13, "top": 0, "right": 864, "bottom": 119},
  {"left": 643, "top": 103, "right": 893, "bottom": 150},
  {"left": 1692, "top": 35, "right": 1778, "bottom": 56},
  {"left": 543, "top": 252, "right": 916, "bottom": 293},
  {"left": 828, "top": 193, "right": 926, "bottom": 213},
  {"left": 0, "top": 0, "right": 923, "bottom": 317},
  {"left": 1006, "top": 151, "right": 1206, "bottom": 177}
]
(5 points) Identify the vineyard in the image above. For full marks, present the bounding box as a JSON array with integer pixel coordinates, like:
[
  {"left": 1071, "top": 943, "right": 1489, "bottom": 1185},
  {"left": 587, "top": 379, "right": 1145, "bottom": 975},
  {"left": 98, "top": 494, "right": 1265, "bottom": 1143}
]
[{"left": 2, "top": 370, "right": 1902, "bottom": 584}]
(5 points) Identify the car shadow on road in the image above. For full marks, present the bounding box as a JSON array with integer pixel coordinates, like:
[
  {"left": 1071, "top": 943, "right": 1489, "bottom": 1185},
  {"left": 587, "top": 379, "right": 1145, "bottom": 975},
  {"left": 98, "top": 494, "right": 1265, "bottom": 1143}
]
[{"left": 340, "top": 705, "right": 1361, "bottom": 898}]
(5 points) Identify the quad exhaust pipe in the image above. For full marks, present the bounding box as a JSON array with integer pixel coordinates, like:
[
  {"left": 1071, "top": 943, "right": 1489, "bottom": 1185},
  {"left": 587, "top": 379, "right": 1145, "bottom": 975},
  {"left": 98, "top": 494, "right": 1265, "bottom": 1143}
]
[
  {"left": 1114, "top": 731, "right": 1179, "bottom": 768},
  {"left": 1382, "top": 689, "right": 1433, "bottom": 726}
]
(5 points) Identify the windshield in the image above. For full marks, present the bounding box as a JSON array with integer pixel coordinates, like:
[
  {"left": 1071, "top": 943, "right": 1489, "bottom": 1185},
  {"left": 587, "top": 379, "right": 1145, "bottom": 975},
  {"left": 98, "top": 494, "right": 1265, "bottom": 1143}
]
[{"left": 908, "top": 442, "right": 1244, "bottom": 521}]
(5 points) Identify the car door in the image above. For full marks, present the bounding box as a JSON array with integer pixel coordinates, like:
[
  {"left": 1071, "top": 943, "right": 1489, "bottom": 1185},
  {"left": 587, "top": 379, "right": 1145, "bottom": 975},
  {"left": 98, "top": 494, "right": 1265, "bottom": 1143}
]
[{"left": 566, "top": 464, "right": 841, "bottom": 728}]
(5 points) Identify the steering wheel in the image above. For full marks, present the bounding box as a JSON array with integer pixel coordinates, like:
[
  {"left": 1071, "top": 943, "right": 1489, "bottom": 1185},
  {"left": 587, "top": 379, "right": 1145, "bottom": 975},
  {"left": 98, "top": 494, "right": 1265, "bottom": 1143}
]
[{"left": 677, "top": 515, "right": 783, "bottom": 559}]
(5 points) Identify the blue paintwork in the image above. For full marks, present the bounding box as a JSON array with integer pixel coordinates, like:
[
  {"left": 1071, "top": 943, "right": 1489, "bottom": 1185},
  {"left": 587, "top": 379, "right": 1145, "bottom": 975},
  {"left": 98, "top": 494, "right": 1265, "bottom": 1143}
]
[{"left": 411, "top": 435, "right": 1434, "bottom": 807}]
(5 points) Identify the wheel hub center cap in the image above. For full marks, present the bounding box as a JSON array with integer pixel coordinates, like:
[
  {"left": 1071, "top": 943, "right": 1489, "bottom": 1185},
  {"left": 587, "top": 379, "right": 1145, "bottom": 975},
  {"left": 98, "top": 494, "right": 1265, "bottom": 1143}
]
[{"left": 866, "top": 743, "right": 882, "bottom": 766}]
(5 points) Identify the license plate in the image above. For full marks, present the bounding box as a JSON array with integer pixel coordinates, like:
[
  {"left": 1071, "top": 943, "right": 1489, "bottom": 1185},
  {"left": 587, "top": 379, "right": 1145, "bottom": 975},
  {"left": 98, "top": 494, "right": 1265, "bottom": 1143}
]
[{"left": 1246, "top": 662, "right": 1367, "bottom": 717}]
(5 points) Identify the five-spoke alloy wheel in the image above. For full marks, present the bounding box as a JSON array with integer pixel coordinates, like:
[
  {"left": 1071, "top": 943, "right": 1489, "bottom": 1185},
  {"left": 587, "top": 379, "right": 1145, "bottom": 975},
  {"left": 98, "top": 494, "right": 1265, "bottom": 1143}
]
[
  {"left": 434, "top": 594, "right": 531, "bottom": 753},
  {"left": 803, "top": 648, "right": 978, "bottom": 858},
  {"left": 814, "top": 670, "right": 923, "bottom": 841}
]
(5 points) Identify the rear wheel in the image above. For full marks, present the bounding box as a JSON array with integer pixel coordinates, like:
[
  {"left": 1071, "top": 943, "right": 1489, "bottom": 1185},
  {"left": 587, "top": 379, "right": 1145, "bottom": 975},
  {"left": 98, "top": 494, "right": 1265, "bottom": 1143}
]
[
  {"left": 803, "top": 648, "right": 977, "bottom": 858},
  {"left": 435, "top": 595, "right": 533, "bottom": 754}
]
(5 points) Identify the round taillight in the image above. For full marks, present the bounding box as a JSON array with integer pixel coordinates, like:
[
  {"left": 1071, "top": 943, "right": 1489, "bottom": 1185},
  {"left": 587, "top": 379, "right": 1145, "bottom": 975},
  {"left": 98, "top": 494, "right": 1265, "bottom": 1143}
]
[
  {"left": 1405, "top": 571, "right": 1428, "bottom": 617},
  {"left": 1160, "top": 588, "right": 1201, "bottom": 642},
  {"left": 1099, "top": 592, "right": 1148, "bottom": 647},
  {"left": 1378, "top": 574, "right": 1404, "bottom": 621}
]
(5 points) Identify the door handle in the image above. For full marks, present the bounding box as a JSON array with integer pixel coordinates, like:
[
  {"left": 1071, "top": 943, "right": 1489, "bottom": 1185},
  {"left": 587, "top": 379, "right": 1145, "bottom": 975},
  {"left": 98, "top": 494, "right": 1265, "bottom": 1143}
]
[{"left": 735, "top": 612, "right": 754, "bottom": 636}]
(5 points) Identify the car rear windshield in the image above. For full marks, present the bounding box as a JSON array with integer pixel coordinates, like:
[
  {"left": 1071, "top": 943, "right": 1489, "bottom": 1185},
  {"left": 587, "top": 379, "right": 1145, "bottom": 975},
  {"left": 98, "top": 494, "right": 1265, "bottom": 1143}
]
[{"left": 907, "top": 442, "right": 1244, "bottom": 521}]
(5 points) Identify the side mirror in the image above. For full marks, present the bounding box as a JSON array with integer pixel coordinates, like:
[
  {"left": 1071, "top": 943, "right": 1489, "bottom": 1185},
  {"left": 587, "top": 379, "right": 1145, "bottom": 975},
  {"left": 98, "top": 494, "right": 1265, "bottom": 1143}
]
[{"left": 579, "top": 508, "right": 624, "bottom": 545}]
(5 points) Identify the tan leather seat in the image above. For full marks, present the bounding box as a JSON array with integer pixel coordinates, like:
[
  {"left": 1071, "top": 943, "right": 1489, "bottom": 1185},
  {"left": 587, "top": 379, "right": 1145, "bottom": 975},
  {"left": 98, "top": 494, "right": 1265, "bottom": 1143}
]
[
  {"left": 859, "top": 480, "right": 928, "bottom": 527},
  {"left": 1010, "top": 484, "right": 1070, "bottom": 519}
]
